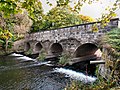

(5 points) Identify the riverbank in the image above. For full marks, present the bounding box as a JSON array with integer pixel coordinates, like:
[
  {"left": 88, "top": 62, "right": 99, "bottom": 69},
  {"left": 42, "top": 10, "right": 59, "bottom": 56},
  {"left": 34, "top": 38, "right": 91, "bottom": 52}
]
[
  {"left": 0, "top": 49, "right": 13, "bottom": 56},
  {"left": 65, "top": 80, "right": 120, "bottom": 90}
]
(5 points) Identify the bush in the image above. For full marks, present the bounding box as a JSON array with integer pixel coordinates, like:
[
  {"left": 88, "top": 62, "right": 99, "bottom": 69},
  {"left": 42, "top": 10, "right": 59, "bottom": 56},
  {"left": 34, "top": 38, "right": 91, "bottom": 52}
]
[
  {"left": 59, "top": 54, "right": 70, "bottom": 65},
  {"left": 65, "top": 75, "right": 117, "bottom": 90},
  {"left": 37, "top": 53, "right": 46, "bottom": 61},
  {"left": 105, "top": 28, "right": 120, "bottom": 52},
  {"left": 25, "top": 48, "right": 32, "bottom": 55}
]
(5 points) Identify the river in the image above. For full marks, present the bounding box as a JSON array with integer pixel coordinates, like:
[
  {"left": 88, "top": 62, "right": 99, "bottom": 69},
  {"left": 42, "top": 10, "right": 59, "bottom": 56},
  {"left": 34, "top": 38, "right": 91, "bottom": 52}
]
[{"left": 0, "top": 53, "right": 96, "bottom": 90}]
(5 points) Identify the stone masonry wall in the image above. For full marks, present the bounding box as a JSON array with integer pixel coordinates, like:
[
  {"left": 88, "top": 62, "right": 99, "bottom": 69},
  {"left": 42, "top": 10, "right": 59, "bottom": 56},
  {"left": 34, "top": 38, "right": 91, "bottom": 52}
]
[
  {"left": 99, "top": 46, "right": 120, "bottom": 83},
  {"left": 25, "top": 18, "right": 119, "bottom": 43}
]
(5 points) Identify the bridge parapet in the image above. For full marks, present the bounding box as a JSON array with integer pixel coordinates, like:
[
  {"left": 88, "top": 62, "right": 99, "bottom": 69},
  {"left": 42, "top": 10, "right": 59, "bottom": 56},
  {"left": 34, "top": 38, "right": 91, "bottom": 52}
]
[{"left": 25, "top": 18, "right": 119, "bottom": 43}]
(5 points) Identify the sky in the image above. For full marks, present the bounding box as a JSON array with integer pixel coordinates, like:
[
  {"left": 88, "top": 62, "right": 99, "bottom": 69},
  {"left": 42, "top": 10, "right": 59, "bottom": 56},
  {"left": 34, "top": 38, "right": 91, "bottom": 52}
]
[{"left": 40, "top": 0, "right": 120, "bottom": 20}]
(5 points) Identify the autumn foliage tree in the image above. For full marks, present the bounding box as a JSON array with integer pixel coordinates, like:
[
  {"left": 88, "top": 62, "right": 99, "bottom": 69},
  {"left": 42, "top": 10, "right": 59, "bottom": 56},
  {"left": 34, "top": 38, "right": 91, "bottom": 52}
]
[
  {"left": 78, "top": 14, "right": 95, "bottom": 23},
  {"left": 0, "top": 14, "right": 14, "bottom": 50},
  {"left": 0, "top": 29, "right": 13, "bottom": 51},
  {"left": 13, "top": 13, "right": 33, "bottom": 35}
]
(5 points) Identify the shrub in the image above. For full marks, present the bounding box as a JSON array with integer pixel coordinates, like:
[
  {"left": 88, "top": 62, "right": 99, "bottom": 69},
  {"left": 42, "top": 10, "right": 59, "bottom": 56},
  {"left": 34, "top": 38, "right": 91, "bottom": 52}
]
[
  {"left": 59, "top": 54, "right": 70, "bottom": 65},
  {"left": 37, "top": 53, "right": 46, "bottom": 61}
]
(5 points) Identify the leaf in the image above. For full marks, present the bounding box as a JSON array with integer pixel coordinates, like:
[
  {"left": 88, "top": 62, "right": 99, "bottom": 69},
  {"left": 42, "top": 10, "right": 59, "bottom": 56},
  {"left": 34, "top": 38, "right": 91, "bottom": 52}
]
[
  {"left": 0, "top": 39, "right": 4, "bottom": 44},
  {"left": 49, "top": 3, "right": 52, "bottom": 6}
]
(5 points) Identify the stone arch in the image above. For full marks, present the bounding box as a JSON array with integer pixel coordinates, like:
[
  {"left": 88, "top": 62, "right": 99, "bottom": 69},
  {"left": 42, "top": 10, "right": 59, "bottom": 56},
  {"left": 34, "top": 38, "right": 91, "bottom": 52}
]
[
  {"left": 59, "top": 38, "right": 80, "bottom": 50},
  {"left": 74, "top": 43, "right": 102, "bottom": 58},
  {"left": 67, "top": 37, "right": 79, "bottom": 41},
  {"left": 25, "top": 42, "right": 30, "bottom": 51},
  {"left": 34, "top": 42, "right": 43, "bottom": 52},
  {"left": 50, "top": 43, "right": 63, "bottom": 56}
]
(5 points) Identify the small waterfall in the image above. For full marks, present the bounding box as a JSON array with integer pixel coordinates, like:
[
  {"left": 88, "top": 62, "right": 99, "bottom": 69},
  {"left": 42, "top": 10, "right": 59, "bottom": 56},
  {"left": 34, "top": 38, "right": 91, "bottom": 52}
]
[
  {"left": 19, "top": 61, "right": 51, "bottom": 69},
  {"left": 17, "top": 56, "right": 35, "bottom": 61},
  {"left": 9, "top": 53, "right": 36, "bottom": 61},
  {"left": 11, "top": 53, "right": 52, "bottom": 68},
  {"left": 9, "top": 53, "right": 24, "bottom": 57},
  {"left": 11, "top": 53, "right": 53, "bottom": 65},
  {"left": 0, "top": 53, "right": 52, "bottom": 71},
  {"left": 54, "top": 68, "right": 97, "bottom": 83},
  {"left": 10, "top": 53, "right": 37, "bottom": 62}
]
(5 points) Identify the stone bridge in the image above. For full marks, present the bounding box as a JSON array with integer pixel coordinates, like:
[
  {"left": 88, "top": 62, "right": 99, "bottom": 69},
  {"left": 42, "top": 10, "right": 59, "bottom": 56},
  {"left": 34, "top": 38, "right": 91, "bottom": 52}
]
[{"left": 14, "top": 18, "right": 119, "bottom": 62}]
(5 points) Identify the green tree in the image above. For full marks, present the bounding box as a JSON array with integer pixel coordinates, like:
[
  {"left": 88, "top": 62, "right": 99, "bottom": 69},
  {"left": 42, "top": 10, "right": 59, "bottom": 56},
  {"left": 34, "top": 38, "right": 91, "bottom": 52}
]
[
  {"left": 0, "top": 0, "right": 44, "bottom": 49},
  {"left": 21, "top": 0, "right": 44, "bottom": 32},
  {"left": 41, "top": 5, "right": 82, "bottom": 30},
  {"left": 0, "top": 0, "right": 44, "bottom": 32},
  {"left": 0, "top": 0, "right": 19, "bottom": 17},
  {"left": 46, "top": 0, "right": 120, "bottom": 28},
  {"left": 0, "top": 0, "right": 44, "bottom": 21}
]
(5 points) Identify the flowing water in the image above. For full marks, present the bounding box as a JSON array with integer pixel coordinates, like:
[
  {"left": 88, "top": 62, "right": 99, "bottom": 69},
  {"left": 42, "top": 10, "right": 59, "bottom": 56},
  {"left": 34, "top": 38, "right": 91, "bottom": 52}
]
[{"left": 0, "top": 53, "right": 96, "bottom": 90}]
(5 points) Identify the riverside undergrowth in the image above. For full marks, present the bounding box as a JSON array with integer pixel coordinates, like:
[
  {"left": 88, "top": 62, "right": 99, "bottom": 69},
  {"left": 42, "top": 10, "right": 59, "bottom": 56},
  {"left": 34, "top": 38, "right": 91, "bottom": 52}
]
[
  {"left": 65, "top": 55, "right": 119, "bottom": 89},
  {"left": 65, "top": 66, "right": 118, "bottom": 90}
]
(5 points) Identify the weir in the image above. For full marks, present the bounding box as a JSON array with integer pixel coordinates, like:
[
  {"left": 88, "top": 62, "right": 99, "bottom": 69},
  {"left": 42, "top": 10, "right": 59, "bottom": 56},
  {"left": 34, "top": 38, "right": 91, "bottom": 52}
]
[{"left": 69, "top": 55, "right": 98, "bottom": 65}]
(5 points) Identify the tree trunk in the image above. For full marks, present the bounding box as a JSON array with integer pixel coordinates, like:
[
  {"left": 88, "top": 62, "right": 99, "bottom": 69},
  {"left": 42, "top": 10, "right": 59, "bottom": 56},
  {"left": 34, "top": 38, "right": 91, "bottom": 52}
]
[{"left": 5, "top": 39, "right": 8, "bottom": 51}]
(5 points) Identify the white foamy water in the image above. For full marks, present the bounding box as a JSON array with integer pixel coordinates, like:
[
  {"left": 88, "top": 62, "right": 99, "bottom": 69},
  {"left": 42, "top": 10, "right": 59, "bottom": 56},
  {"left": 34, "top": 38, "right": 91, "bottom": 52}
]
[
  {"left": 17, "top": 56, "right": 34, "bottom": 60},
  {"left": 45, "top": 63, "right": 53, "bottom": 66},
  {"left": 19, "top": 61, "right": 51, "bottom": 69},
  {"left": 9, "top": 53, "right": 24, "bottom": 57},
  {"left": 10, "top": 53, "right": 37, "bottom": 62},
  {"left": 40, "top": 61, "right": 51, "bottom": 65},
  {"left": 54, "top": 68, "right": 97, "bottom": 83}
]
